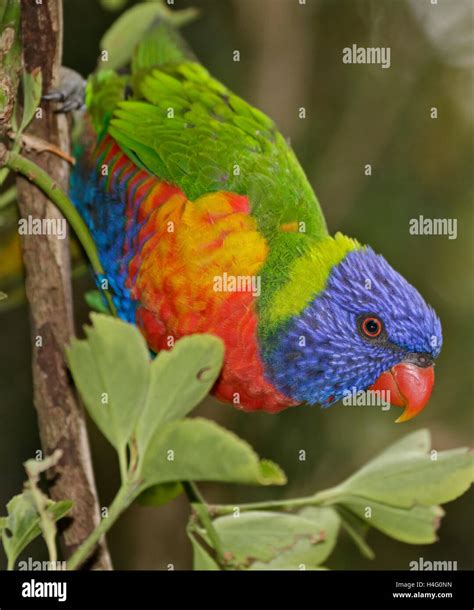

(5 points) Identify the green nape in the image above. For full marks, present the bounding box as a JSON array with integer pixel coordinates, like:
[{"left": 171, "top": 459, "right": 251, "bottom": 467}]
[{"left": 258, "top": 232, "right": 363, "bottom": 338}]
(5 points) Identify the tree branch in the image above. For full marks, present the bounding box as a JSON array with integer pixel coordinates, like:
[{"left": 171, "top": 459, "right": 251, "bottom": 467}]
[{"left": 16, "top": 0, "right": 112, "bottom": 569}]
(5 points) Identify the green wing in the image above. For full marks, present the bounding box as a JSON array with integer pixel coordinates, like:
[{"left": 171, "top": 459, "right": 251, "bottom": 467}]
[
  {"left": 84, "top": 17, "right": 329, "bottom": 317},
  {"left": 104, "top": 61, "right": 327, "bottom": 243}
]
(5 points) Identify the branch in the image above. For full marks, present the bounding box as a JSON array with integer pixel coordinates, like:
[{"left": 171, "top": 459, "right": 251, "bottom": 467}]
[
  {"left": 208, "top": 486, "right": 343, "bottom": 516},
  {"left": 16, "top": 0, "right": 112, "bottom": 569},
  {"left": 67, "top": 481, "right": 138, "bottom": 571}
]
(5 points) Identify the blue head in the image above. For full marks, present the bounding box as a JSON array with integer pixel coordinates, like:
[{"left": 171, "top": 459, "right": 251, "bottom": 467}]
[{"left": 264, "top": 247, "right": 442, "bottom": 421}]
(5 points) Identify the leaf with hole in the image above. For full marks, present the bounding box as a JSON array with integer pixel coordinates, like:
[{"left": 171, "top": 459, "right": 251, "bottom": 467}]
[
  {"left": 194, "top": 507, "right": 339, "bottom": 570},
  {"left": 337, "top": 495, "right": 444, "bottom": 544},
  {"left": 135, "top": 334, "right": 224, "bottom": 458}
]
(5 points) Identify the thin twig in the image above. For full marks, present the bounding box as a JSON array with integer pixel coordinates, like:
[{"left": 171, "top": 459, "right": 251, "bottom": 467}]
[{"left": 8, "top": 129, "right": 76, "bottom": 164}]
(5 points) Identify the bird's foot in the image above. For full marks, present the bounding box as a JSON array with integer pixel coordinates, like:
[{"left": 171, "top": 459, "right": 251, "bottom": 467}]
[{"left": 42, "top": 66, "right": 86, "bottom": 113}]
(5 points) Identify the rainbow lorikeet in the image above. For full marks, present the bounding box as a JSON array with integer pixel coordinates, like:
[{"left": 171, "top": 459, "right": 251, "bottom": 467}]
[{"left": 66, "top": 19, "right": 442, "bottom": 422}]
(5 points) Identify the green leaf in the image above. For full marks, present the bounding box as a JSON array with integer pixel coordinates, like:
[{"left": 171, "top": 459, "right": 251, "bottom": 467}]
[
  {"left": 137, "top": 418, "right": 286, "bottom": 490},
  {"left": 136, "top": 482, "right": 183, "bottom": 507},
  {"left": 67, "top": 317, "right": 284, "bottom": 498},
  {"left": 347, "top": 429, "right": 431, "bottom": 480},
  {"left": 327, "top": 430, "right": 473, "bottom": 547},
  {"left": 338, "top": 496, "right": 444, "bottom": 544},
  {"left": 135, "top": 334, "right": 224, "bottom": 458},
  {"left": 99, "top": 2, "right": 198, "bottom": 72},
  {"left": 66, "top": 314, "right": 150, "bottom": 451},
  {"left": 201, "top": 507, "right": 339, "bottom": 570},
  {"left": 66, "top": 339, "right": 115, "bottom": 448},
  {"left": 18, "top": 68, "right": 42, "bottom": 134},
  {"left": 1, "top": 492, "right": 72, "bottom": 568},
  {"left": 340, "top": 446, "right": 474, "bottom": 509},
  {"left": 258, "top": 460, "right": 287, "bottom": 484},
  {"left": 84, "top": 290, "right": 110, "bottom": 314}
]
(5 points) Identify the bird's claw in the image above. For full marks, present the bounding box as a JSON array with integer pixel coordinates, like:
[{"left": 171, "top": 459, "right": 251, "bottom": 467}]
[{"left": 42, "top": 66, "right": 86, "bottom": 114}]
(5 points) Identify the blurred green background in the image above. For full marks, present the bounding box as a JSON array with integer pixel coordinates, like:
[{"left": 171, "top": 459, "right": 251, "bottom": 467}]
[{"left": 0, "top": 0, "right": 473, "bottom": 570}]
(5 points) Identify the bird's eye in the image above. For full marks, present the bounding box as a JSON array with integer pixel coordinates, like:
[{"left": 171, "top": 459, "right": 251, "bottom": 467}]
[{"left": 361, "top": 316, "right": 383, "bottom": 338}]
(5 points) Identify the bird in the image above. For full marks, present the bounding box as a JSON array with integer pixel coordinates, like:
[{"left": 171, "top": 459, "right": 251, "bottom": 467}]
[{"left": 64, "top": 12, "right": 442, "bottom": 423}]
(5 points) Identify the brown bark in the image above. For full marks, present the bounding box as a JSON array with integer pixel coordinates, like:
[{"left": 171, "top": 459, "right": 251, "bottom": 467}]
[{"left": 16, "top": 0, "right": 112, "bottom": 569}]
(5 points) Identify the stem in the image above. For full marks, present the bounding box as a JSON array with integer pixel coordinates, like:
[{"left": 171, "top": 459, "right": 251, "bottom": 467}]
[
  {"left": 7, "top": 556, "right": 15, "bottom": 571},
  {"left": 4, "top": 148, "right": 97, "bottom": 267},
  {"left": 0, "top": 145, "right": 116, "bottom": 315},
  {"left": 183, "top": 482, "right": 227, "bottom": 567},
  {"left": 67, "top": 482, "right": 138, "bottom": 571},
  {"left": 24, "top": 453, "right": 65, "bottom": 567},
  {"left": 211, "top": 485, "right": 343, "bottom": 516},
  {"left": 0, "top": 185, "right": 17, "bottom": 209},
  {"left": 44, "top": 527, "right": 58, "bottom": 565}
]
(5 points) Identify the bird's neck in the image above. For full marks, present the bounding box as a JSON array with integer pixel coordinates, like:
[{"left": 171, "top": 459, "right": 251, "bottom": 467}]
[{"left": 258, "top": 232, "right": 362, "bottom": 342}]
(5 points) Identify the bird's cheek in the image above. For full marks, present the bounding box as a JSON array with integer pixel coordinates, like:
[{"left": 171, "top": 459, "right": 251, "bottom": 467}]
[{"left": 369, "top": 363, "right": 435, "bottom": 423}]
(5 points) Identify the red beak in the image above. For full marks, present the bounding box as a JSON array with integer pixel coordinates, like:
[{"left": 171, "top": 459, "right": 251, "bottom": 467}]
[{"left": 369, "top": 362, "right": 435, "bottom": 422}]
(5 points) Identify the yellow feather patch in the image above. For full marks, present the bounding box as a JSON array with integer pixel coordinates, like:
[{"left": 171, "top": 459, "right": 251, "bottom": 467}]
[
  {"left": 267, "top": 232, "right": 362, "bottom": 326},
  {"left": 131, "top": 191, "right": 268, "bottom": 322}
]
